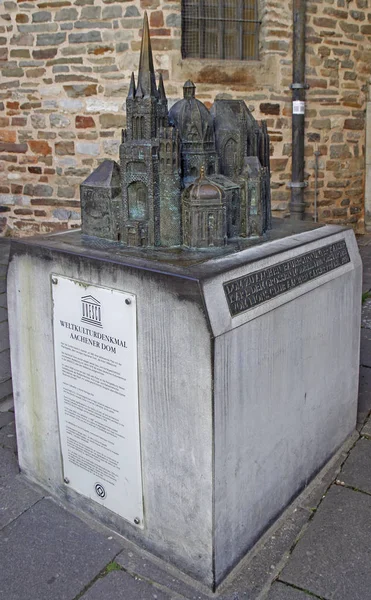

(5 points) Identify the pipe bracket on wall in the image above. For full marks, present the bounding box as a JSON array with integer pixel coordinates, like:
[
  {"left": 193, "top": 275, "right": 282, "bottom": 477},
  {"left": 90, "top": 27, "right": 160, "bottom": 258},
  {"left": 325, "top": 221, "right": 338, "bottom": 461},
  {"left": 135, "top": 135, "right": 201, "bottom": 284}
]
[
  {"left": 287, "top": 181, "right": 308, "bottom": 189},
  {"left": 290, "top": 83, "right": 310, "bottom": 90}
]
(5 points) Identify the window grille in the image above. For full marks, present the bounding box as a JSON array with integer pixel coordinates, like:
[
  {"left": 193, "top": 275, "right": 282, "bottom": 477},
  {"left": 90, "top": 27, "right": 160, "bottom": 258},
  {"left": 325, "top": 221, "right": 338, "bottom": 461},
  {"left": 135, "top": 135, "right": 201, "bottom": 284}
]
[{"left": 181, "top": 0, "right": 260, "bottom": 61}]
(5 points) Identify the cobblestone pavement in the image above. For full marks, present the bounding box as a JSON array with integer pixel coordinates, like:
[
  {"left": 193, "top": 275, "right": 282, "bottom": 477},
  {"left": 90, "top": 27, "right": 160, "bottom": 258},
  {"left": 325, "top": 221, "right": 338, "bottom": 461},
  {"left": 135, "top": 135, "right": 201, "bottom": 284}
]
[{"left": 1, "top": 235, "right": 370, "bottom": 600}]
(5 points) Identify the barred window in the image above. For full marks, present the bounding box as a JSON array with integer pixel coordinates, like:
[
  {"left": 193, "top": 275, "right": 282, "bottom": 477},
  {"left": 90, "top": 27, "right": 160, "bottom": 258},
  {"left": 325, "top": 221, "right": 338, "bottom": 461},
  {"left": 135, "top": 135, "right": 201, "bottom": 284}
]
[{"left": 181, "top": 0, "right": 260, "bottom": 61}]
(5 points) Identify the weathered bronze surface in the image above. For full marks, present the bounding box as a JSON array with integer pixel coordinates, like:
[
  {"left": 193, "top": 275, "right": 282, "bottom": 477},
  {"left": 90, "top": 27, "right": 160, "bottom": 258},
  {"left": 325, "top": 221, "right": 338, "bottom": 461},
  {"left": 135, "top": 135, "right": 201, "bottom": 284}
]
[
  {"left": 80, "top": 12, "right": 271, "bottom": 250},
  {"left": 224, "top": 239, "right": 350, "bottom": 316}
]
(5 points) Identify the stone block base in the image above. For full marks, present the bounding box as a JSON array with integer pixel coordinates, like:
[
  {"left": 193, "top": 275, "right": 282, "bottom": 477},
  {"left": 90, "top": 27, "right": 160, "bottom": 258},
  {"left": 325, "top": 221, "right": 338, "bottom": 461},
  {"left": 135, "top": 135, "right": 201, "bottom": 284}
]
[{"left": 7, "top": 224, "right": 361, "bottom": 589}]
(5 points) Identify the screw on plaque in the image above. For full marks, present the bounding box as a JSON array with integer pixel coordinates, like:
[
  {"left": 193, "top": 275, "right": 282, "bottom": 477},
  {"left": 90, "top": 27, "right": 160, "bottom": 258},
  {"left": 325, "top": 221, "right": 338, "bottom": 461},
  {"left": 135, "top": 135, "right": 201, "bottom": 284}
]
[
  {"left": 64, "top": 477, "right": 70, "bottom": 484},
  {"left": 52, "top": 277, "right": 58, "bottom": 285},
  {"left": 134, "top": 517, "right": 140, "bottom": 525},
  {"left": 125, "top": 298, "right": 131, "bottom": 305}
]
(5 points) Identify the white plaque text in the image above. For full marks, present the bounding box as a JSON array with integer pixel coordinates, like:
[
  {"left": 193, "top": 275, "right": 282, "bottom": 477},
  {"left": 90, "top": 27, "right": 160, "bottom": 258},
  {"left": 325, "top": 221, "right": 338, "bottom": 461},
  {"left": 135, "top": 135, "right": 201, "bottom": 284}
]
[{"left": 52, "top": 275, "right": 143, "bottom": 526}]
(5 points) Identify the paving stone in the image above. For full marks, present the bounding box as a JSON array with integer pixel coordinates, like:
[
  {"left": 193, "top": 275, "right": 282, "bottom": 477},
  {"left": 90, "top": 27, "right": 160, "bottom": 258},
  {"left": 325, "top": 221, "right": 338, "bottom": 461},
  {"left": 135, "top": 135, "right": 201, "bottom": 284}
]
[
  {"left": 0, "top": 419, "right": 16, "bottom": 452},
  {"left": 0, "top": 321, "right": 9, "bottom": 352},
  {"left": 357, "top": 366, "right": 371, "bottom": 424},
  {"left": 0, "top": 446, "right": 18, "bottom": 480},
  {"left": 116, "top": 544, "right": 211, "bottom": 600},
  {"left": 266, "top": 582, "right": 313, "bottom": 599},
  {"left": 0, "top": 475, "right": 43, "bottom": 530},
  {"left": 80, "top": 570, "right": 176, "bottom": 599},
  {"left": 340, "top": 437, "right": 371, "bottom": 494},
  {"left": 361, "top": 298, "right": 371, "bottom": 329},
  {"left": 297, "top": 437, "right": 355, "bottom": 513},
  {"left": 0, "top": 396, "right": 13, "bottom": 412},
  {"left": 0, "top": 376, "right": 13, "bottom": 410},
  {"left": 0, "top": 410, "right": 14, "bottom": 429},
  {"left": 115, "top": 508, "right": 312, "bottom": 600},
  {"left": 361, "top": 417, "right": 371, "bottom": 437},
  {"left": 360, "top": 327, "right": 371, "bottom": 367},
  {"left": 216, "top": 508, "right": 311, "bottom": 600},
  {"left": 280, "top": 485, "right": 371, "bottom": 600},
  {"left": 0, "top": 497, "right": 122, "bottom": 600}
]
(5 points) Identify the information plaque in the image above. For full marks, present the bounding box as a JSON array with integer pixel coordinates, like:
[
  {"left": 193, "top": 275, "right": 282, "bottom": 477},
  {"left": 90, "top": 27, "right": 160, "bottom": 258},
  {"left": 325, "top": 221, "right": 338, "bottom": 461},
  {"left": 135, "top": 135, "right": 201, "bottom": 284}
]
[
  {"left": 52, "top": 275, "right": 143, "bottom": 526},
  {"left": 224, "top": 240, "right": 350, "bottom": 317}
]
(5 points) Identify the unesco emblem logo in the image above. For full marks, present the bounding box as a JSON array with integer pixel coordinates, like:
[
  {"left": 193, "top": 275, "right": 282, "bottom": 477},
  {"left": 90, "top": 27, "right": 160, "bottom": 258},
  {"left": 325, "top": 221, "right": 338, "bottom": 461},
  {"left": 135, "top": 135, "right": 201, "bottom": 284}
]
[
  {"left": 95, "top": 483, "right": 106, "bottom": 499},
  {"left": 81, "top": 295, "right": 102, "bottom": 328}
]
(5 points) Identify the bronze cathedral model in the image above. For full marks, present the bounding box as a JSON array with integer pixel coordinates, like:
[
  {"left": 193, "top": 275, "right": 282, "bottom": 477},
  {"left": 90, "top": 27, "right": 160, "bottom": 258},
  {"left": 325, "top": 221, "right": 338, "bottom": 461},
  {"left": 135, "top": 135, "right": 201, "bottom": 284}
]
[{"left": 80, "top": 13, "right": 271, "bottom": 249}]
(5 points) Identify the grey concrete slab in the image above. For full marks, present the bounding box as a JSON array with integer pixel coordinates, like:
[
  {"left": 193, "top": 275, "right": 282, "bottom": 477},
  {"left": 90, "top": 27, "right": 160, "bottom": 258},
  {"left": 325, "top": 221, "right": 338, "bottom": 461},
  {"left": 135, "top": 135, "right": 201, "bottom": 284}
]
[
  {"left": 361, "top": 417, "right": 371, "bottom": 437},
  {"left": 216, "top": 508, "right": 311, "bottom": 600},
  {"left": 357, "top": 366, "right": 371, "bottom": 424},
  {"left": 0, "top": 418, "right": 16, "bottom": 452},
  {"left": 297, "top": 434, "right": 358, "bottom": 513},
  {"left": 362, "top": 298, "right": 371, "bottom": 329},
  {"left": 360, "top": 327, "right": 371, "bottom": 367},
  {"left": 0, "top": 446, "right": 18, "bottom": 479},
  {"left": 0, "top": 378, "right": 12, "bottom": 402},
  {"left": 0, "top": 410, "right": 14, "bottom": 429},
  {"left": 280, "top": 485, "right": 371, "bottom": 600},
  {"left": 340, "top": 437, "right": 371, "bottom": 494},
  {"left": 0, "top": 475, "right": 43, "bottom": 530},
  {"left": 0, "top": 497, "right": 123, "bottom": 600},
  {"left": 116, "top": 544, "right": 211, "bottom": 600},
  {"left": 0, "top": 321, "right": 9, "bottom": 352},
  {"left": 0, "top": 349, "right": 11, "bottom": 380},
  {"left": 81, "top": 570, "right": 177, "bottom": 600},
  {"left": 0, "top": 396, "right": 13, "bottom": 412},
  {"left": 266, "top": 582, "right": 314, "bottom": 599}
]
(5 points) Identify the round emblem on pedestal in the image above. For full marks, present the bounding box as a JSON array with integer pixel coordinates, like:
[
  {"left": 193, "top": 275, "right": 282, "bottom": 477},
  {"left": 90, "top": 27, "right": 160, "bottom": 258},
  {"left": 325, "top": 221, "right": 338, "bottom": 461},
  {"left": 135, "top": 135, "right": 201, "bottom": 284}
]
[{"left": 95, "top": 483, "right": 106, "bottom": 499}]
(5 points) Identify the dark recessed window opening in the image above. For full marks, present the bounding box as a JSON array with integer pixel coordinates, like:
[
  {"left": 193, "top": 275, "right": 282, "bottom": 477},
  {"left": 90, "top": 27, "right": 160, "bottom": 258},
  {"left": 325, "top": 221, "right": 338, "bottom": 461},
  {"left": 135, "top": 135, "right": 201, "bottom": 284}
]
[{"left": 182, "top": 0, "right": 260, "bottom": 61}]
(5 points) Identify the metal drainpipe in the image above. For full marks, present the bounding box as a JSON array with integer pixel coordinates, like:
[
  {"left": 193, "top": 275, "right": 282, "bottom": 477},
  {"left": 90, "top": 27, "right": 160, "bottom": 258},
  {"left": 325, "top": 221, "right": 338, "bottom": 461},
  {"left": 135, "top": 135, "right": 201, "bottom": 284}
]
[{"left": 289, "top": 0, "right": 308, "bottom": 220}]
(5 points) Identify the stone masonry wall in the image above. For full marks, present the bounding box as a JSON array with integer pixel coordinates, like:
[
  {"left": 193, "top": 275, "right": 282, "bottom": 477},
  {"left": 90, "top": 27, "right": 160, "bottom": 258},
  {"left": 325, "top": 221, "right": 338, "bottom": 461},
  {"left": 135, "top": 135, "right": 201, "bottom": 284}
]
[{"left": 0, "top": 0, "right": 368, "bottom": 236}]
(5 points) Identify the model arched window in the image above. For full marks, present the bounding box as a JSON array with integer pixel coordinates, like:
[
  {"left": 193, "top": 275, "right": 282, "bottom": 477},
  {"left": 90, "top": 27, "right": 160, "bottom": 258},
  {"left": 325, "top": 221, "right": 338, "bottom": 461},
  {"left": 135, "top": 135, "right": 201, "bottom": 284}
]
[
  {"left": 181, "top": 0, "right": 260, "bottom": 61},
  {"left": 128, "top": 182, "right": 148, "bottom": 220}
]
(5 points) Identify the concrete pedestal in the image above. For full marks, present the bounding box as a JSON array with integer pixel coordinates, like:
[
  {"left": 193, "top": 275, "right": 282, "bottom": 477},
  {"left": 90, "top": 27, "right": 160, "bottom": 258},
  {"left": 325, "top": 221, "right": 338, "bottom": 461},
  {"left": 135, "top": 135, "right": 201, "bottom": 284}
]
[{"left": 7, "top": 223, "right": 361, "bottom": 589}]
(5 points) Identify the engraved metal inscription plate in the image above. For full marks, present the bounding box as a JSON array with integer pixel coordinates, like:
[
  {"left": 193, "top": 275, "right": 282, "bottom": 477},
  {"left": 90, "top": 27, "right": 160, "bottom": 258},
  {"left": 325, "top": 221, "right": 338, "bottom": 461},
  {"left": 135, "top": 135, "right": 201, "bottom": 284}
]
[
  {"left": 224, "top": 240, "right": 350, "bottom": 317},
  {"left": 52, "top": 275, "right": 143, "bottom": 526}
]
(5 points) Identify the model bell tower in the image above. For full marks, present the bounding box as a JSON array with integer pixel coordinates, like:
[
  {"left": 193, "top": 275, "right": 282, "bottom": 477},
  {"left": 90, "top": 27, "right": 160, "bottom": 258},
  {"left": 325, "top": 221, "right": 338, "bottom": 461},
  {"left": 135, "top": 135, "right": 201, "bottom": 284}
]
[{"left": 119, "top": 12, "right": 181, "bottom": 247}]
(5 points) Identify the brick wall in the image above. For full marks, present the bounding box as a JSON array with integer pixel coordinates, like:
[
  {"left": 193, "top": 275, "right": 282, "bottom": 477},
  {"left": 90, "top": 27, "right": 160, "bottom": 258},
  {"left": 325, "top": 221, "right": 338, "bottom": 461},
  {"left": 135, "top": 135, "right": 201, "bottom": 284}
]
[{"left": 0, "top": 0, "right": 368, "bottom": 236}]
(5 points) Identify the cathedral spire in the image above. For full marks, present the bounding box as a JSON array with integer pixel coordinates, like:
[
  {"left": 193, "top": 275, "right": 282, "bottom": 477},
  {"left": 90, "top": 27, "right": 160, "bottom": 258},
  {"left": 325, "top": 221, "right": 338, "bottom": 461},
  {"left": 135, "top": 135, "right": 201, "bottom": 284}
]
[
  {"left": 137, "top": 11, "right": 158, "bottom": 99},
  {"left": 158, "top": 72, "right": 166, "bottom": 102},
  {"left": 128, "top": 72, "right": 136, "bottom": 99}
]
